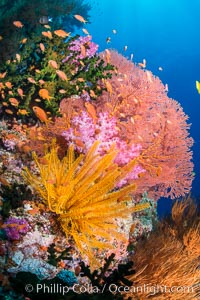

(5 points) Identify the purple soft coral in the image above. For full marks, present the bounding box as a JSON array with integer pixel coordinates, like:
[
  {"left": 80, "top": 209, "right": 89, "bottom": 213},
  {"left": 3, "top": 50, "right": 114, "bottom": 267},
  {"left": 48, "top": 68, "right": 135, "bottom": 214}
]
[
  {"left": 3, "top": 217, "right": 29, "bottom": 240},
  {"left": 62, "top": 35, "right": 98, "bottom": 63},
  {"left": 62, "top": 111, "right": 145, "bottom": 186}
]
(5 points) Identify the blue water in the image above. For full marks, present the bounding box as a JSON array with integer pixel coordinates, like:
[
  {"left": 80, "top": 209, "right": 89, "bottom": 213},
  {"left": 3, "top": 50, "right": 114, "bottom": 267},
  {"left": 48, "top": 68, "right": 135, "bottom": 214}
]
[{"left": 81, "top": 0, "right": 200, "bottom": 217}]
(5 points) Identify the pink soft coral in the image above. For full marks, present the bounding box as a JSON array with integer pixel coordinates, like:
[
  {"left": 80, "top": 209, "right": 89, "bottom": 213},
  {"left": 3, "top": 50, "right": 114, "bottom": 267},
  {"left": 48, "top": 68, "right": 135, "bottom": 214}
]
[{"left": 62, "top": 110, "right": 145, "bottom": 186}]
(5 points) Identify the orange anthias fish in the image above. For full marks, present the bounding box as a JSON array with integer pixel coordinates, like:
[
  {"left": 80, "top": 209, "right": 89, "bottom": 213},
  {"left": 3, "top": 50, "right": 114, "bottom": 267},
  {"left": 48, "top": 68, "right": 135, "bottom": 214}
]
[
  {"left": 21, "top": 38, "right": 27, "bottom": 44},
  {"left": 0, "top": 71, "right": 7, "bottom": 79},
  {"left": 42, "top": 31, "right": 53, "bottom": 39},
  {"left": 54, "top": 29, "right": 71, "bottom": 38},
  {"left": 84, "top": 102, "right": 97, "bottom": 124},
  {"left": 5, "top": 82, "right": 12, "bottom": 89},
  {"left": 80, "top": 44, "right": 86, "bottom": 57},
  {"left": 39, "top": 43, "right": 45, "bottom": 52},
  {"left": 105, "top": 49, "right": 111, "bottom": 63},
  {"left": 27, "top": 77, "right": 36, "bottom": 84},
  {"left": 16, "top": 53, "right": 21, "bottom": 62},
  {"left": 74, "top": 14, "right": 87, "bottom": 23},
  {"left": 49, "top": 60, "right": 58, "bottom": 69},
  {"left": 39, "top": 89, "right": 53, "bottom": 102},
  {"left": 104, "top": 80, "right": 113, "bottom": 95},
  {"left": 17, "top": 88, "right": 25, "bottom": 98},
  {"left": 56, "top": 70, "right": 68, "bottom": 81},
  {"left": 9, "top": 98, "right": 19, "bottom": 107},
  {"left": 102, "top": 79, "right": 113, "bottom": 95},
  {"left": 13, "top": 21, "right": 23, "bottom": 28},
  {"left": 17, "top": 109, "right": 29, "bottom": 116},
  {"left": 58, "top": 89, "right": 67, "bottom": 94},
  {"left": 33, "top": 106, "right": 49, "bottom": 125},
  {"left": 82, "top": 28, "right": 90, "bottom": 35},
  {"left": 138, "top": 58, "right": 146, "bottom": 68}
]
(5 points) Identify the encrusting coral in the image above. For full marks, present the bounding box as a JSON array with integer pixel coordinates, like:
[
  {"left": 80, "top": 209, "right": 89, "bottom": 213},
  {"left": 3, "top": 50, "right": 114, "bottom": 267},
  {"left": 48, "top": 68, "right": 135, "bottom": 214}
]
[{"left": 23, "top": 139, "right": 149, "bottom": 264}]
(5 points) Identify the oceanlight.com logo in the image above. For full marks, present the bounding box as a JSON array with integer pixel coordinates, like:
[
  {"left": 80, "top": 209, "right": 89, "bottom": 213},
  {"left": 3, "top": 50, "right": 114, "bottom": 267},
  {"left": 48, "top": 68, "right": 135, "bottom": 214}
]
[{"left": 24, "top": 283, "right": 196, "bottom": 296}]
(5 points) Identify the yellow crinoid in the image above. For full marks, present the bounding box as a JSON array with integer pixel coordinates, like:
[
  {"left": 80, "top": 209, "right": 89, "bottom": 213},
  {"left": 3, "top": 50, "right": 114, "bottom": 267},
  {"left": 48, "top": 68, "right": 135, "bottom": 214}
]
[{"left": 23, "top": 140, "right": 149, "bottom": 262}]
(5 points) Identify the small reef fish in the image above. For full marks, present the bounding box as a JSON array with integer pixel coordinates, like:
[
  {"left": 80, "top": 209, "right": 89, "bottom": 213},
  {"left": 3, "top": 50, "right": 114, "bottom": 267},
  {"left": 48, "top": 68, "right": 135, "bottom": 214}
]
[
  {"left": 75, "top": 139, "right": 85, "bottom": 148},
  {"left": 9, "top": 97, "right": 19, "bottom": 106},
  {"left": 17, "top": 109, "right": 29, "bottom": 115},
  {"left": 196, "top": 80, "right": 200, "bottom": 94},
  {"left": 49, "top": 60, "right": 58, "bottom": 69},
  {"left": 58, "top": 89, "right": 67, "bottom": 94},
  {"left": 158, "top": 66, "right": 163, "bottom": 71},
  {"left": 138, "top": 58, "right": 146, "bottom": 68},
  {"left": 13, "top": 21, "right": 23, "bottom": 28},
  {"left": 0, "top": 176, "right": 10, "bottom": 186},
  {"left": 112, "top": 29, "right": 117, "bottom": 34},
  {"left": 33, "top": 106, "right": 49, "bottom": 125},
  {"left": 56, "top": 70, "right": 68, "bottom": 81},
  {"left": 1, "top": 223, "right": 27, "bottom": 230},
  {"left": 16, "top": 53, "right": 21, "bottom": 62},
  {"left": 5, "top": 109, "right": 13, "bottom": 115},
  {"left": 38, "top": 79, "right": 45, "bottom": 85},
  {"left": 89, "top": 90, "right": 97, "bottom": 98},
  {"left": 165, "top": 83, "right": 168, "bottom": 92},
  {"left": 156, "top": 166, "right": 162, "bottom": 177},
  {"left": 21, "top": 38, "right": 27, "bottom": 44},
  {"left": 77, "top": 78, "right": 85, "bottom": 82},
  {"left": 106, "top": 37, "right": 111, "bottom": 43},
  {"left": 5, "top": 82, "right": 12, "bottom": 89},
  {"left": 42, "top": 31, "right": 53, "bottom": 39},
  {"left": 54, "top": 29, "right": 70, "bottom": 38},
  {"left": 84, "top": 102, "right": 97, "bottom": 123},
  {"left": 27, "top": 77, "right": 36, "bottom": 84},
  {"left": 82, "top": 28, "right": 89, "bottom": 35},
  {"left": 80, "top": 44, "right": 86, "bottom": 57},
  {"left": 124, "top": 45, "right": 128, "bottom": 51},
  {"left": 130, "top": 53, "right": 134, "bottom": 61},
  {"left": 105, "top": 49, "right": 111, "bottom": 63},
  {"left": 39, "top": 16, "right": 49, "bottom": 25},
  {"left": 39, "top": 89, "right": 53, "bottom": 102},
  {"left": 44, "top": 24, "right": 51, "bottom": 29},
  {"left": 74, "top": 14, "right": 87, "bottom": 23},
  {"left": 39, "top": 43, "right": 45, "bottom": 52},
  {"left": 0, "top": 71, "right": 7, "bottom": 78},
  {"left": 103, "top": 79, "right": 113, "bottom": 95},
  {"left": 0, "top": 35, "right": 3, "bottom": 41}
]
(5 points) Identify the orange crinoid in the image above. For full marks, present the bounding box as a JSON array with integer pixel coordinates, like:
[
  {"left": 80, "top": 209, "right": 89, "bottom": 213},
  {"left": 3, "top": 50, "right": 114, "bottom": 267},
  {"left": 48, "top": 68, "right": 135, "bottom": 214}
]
[{"left": 23, "top": 140, "right": 149, "bottom": 263}]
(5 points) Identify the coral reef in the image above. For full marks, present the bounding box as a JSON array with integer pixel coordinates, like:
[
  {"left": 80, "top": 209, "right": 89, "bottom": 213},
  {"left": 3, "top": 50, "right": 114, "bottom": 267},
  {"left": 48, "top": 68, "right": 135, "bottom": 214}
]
[
  {"left": 23, "top": 139, "right": 149, "bottom": 265},
  {"left": 0, "top": 14, "right": 195, "bottom": 300}
]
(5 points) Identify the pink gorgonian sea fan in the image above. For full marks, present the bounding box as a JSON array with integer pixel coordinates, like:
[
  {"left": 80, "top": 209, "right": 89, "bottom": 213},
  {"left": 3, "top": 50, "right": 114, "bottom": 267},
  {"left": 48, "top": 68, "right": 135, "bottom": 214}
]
[{"left": 94, "top": 50, "right": 194, "bottom": 200}]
